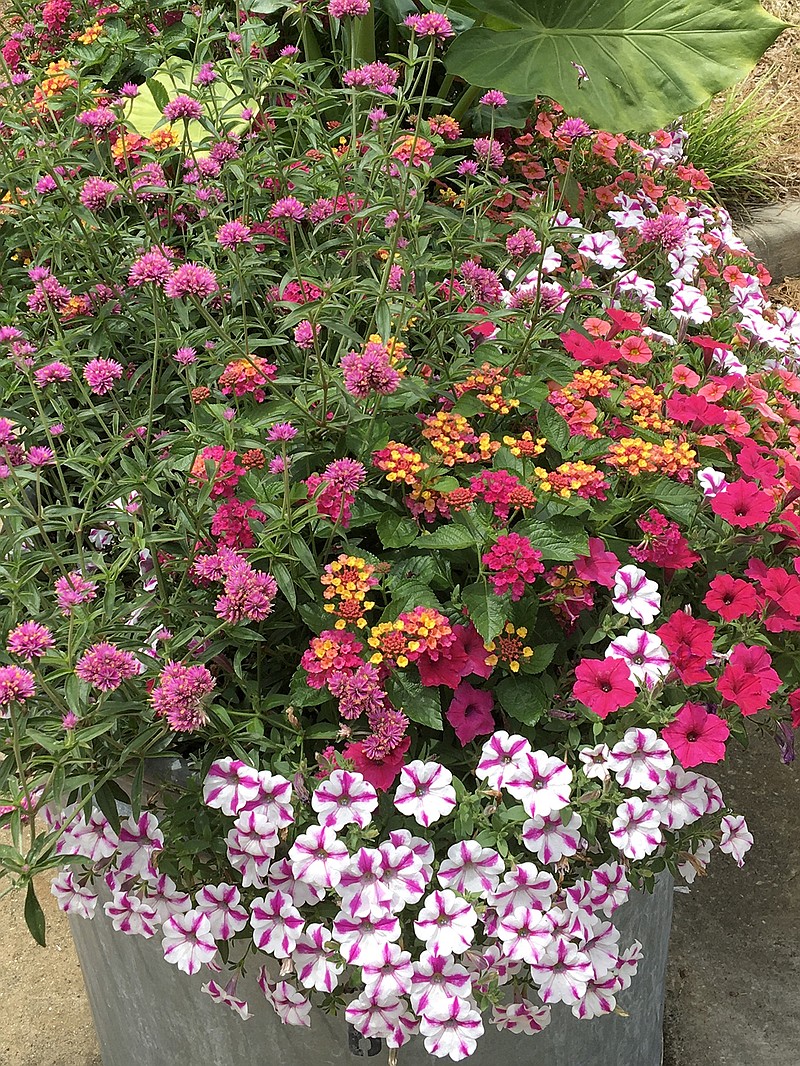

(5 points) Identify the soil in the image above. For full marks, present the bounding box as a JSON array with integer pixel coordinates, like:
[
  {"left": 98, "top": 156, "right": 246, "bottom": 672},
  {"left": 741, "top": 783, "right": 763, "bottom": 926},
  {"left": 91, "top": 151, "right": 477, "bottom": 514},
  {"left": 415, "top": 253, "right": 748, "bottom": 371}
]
[{"left": 0, "top": 831, "right": 100, "bottom": 1066}]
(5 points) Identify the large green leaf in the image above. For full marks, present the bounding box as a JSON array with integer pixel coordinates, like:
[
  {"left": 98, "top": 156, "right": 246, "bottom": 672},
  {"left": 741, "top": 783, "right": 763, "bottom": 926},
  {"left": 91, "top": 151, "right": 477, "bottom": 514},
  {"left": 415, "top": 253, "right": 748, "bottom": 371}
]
[
  {"left": 385, "top": 672, "right": 443, "bottom": 730},
  {"left": 445, "top": 0, "right": 786, "bottom": 131}
]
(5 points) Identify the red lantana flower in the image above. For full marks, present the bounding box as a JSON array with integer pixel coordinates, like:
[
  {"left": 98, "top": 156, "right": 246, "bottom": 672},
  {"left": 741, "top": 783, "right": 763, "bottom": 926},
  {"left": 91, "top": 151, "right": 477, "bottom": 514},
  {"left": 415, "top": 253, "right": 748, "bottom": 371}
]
[
  {"left": 661, "top": 702, "right": 730, "bottom": 767},
  {"left": 572, "top": 657, "right": 636, "bottom": 719},
  {"left": 703, "top": 574, "right": 760, "bottom": 621},
  {"left": 711, "top": 480, "right": 775, "bottom": 528}
]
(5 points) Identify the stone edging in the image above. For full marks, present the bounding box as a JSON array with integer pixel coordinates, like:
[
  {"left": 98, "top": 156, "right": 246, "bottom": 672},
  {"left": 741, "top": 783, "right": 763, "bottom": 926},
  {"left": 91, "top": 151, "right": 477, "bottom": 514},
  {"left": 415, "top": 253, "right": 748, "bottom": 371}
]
[{"left": 737, "top": 199, "right": 800, "bottom": 283}]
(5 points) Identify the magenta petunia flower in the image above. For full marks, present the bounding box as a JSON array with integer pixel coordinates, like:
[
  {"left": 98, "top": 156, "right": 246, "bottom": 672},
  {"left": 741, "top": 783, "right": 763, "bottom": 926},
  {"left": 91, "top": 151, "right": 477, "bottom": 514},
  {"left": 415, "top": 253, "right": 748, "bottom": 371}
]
[
  {"left": 661, "top": 702, "right": 730, "bottom": 768},
  {"left": 711, "top": 479, "right": 775, "bottom": 527},
  {"left": 446, "top": 682, "right": 495, "bottom": 746},
  {"left": 573, "top": 656, "right": 637, "bottom": 718}
]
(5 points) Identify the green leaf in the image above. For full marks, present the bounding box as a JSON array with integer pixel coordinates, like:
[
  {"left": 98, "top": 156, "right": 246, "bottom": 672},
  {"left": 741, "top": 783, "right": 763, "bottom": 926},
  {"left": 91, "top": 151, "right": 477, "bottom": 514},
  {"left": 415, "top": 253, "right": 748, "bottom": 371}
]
[
  {"left": 647, "top": 477, "right": 700, "bottom": 526},
  {"left": 537, "top": 401, "right": 570, "bottom": 454},
  {"left": 24, "top": 882, "right": 46, "bottom": 947},
  {"left": 524, "top": 642, "right": 557, "bottom": 674},
  {"left": 385, "top": 672, "right": 443, "bottom": 730},
  {"left": 289, "top": 668, "right": 329, "bottom": 708},
  {"left": 377, "top": 511, "right": 419, "bottom": 548},
  {"left": 517, "top": 518, "right": 588, "bottom": 561},
  {"left": 445, "top": 0, "right": 786, "bottom": 132},
  {"left": 383, "top": 581, "right": 441, "bottom": 620},
  {"left": 462, "top": 580, "right": 508, "bottom": 642},
  {"left": 144, "top": 77, "right": 169, "bottom": 115},
  {"left": 413, "top": 525, "right": 476, "bottom": 550},
  {"left": 496, "top": 675, "right": 551, "bottom": 726},
  {"left": 271, "top": 560, "right": 297, "bottom": 611}
]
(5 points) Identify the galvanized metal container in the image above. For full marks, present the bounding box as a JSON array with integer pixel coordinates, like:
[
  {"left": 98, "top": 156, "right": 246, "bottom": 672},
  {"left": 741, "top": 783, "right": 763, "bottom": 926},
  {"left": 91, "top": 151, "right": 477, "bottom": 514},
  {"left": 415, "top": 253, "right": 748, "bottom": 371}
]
[{"left": 69, "top": 872, "right": 672, "bottom": 1066}]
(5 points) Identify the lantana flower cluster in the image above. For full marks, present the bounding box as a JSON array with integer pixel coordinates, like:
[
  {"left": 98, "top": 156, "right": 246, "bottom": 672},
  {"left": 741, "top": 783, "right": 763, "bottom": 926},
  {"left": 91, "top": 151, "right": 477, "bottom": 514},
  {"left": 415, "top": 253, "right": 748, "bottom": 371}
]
[{"left": 0, "top": 0, "right": 794, "bottom": 1057}]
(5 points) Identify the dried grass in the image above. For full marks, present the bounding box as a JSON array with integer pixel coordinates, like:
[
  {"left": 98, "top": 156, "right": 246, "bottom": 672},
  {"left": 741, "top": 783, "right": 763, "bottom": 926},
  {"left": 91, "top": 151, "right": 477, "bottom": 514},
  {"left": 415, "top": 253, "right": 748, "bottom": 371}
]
[{"left": 739, "top": 1, "right": 800, "bottom": 196}]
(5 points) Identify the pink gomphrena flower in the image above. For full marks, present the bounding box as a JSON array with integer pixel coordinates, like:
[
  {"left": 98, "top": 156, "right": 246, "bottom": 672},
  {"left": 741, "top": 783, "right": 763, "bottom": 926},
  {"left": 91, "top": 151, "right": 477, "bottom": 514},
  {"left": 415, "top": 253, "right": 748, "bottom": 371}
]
[
  {"left": 606, "top": 629, "right": 670, "bottom": 689},
  {"left": 612, "top": 566, "right": 661, "bottom": 625},
  {"left": 250, "top": 890, "right": 305, "bottom": 958},
  {"left": 293, "top": 321, "right": 317, "bottom": 349},
  {"left": 649, "top": 767, "right": 706, "bottom": 830},
  {"left": 361, "top": 941, "right": 414, "bottom": 1000},
  {"left": 496, "top": 906, "right": 555, "bottom": 965},
  {"left": 72, "top": 810, "right": 119, "bottom": 863},
  {"left": 225, "top": 829, "right": 272, "bottom": 889},
  {"left": 0, "top": 665, "right": 36, "bottom": 710},
  {"left": 145, "top": 874, "right": 192, "bottom": 924},
  {"left": 492, "top": 999, "right": 551, "bottom": 1035},
  {"left": 479, "top": 90, "right": 507, "bottom": 108},
  {"left": 268, "top": 857, "right": 326, "bottom": 908},
  {"left": 51, "top": 870, "right": 98, "bottom": 919},
  {"left": 488, "top": 862, "right": 557, "bottom": 916},
  {"left": 475, "top": 732, "right": 532, "bottom": 790},
  {"left": 610, "top": 797, "right": 663, "bottom": 860},
  {"left": 414, "top": 890, "right": 478, "bottom": 955},
  {"left": 522, "top": 810, "right": 583, "bottom": 865},
  {"left": 202, "top": 757, "right": 261, "bottom": 815},
  {"left": 337, "top": 848, "right": 393, "bottom": 918},
  {"left": 216, "top": 220, "right": 252, "bottom": 248},
  {"left": 173, "top": 346, "right": 197, "bottom": 365},
  {"left": 719, "top": 814, "right": 753, "bottom": 867},
  {"left": 289, "top": 824, "right": 349, "bottom": 889},
  {"left": 151, "top": 661, "right": 215, "bottom": 733},
  {"left": 346, "top": 993, "right": 407, "bottom": 1041},
  {"left": 482, "top": 533, "right": 544, "bottom": 600},
  {"left": 245, "top": 769, "right": 294, "bottom": 828},
  {"left": 377, "top": 840, "right": 427, "bottom": 910},
  {"left": 530, "top": 939, "right": 593, "bottom": 1006},
  {"left": 128, "top": 247, "right": 175, "bottom": 288},
  {"left": 292, "top": 922, "right": 343, "bottom": 993},
  {"left": 215, "top": 561, "right": 278, "bottom": 625},
  {"left": 162, "top": 909, "right": 216, "bottom": 974},
  {"left": 410, "top": 951, "right": 473, "bottom": 1015},
  {"left": 34, "top": 361, "right": 72, "bottom": 387},
  {"left": 263, "top": 979, "right": 313, "bottom": 1027},
  {"left": 267, "top": 421, "right": 298, "bottom": 442},
  {"left": 579, "top": 743, "right": 611, "bottom": 782},
  {"left": 74, "top": 642, "right": 139, "bottom": 691},
  {"left": 164, "top": 263, "right": 219, "bottom": 300},
  {"left": 341, "top": 339, "right": 401, "bottom": 398},
  {"left": 328, "top": 0, "right": 370, "bottom": 17},
  {"left": 104, "top": 891, "right": 160, "bottom": 937},
  {"left": 312, "top": 769, "right": 378, "bottom": 831},
  {"left": 332, "top": 907, "right": 401, "bottom": 966},
  {"left": 196, "top": 883, "right": 249, "bottom": 939},
  {"left": 27, "top": 446, "right": 55, "bottom": 467},
  {"left": 587, "top": 862, "right": 631, "bottom": 916},
  {"left": 202, "top": 976, "right": 251, "bottom": 1020},
  {"left": 404, "top": 11, "right": 454, "bottom": 39},
  {"left": 270, "top": 197, "right": 306, "bottom": 222},
  {"left": 608, "top": 727, "right": 673, "bottom": 791},
  {"left": 83, "top": 357, "right": 123, "bottom": 395},
  {"left": 419, "top": 997, "right": 484, "bottom": 1060},
  {"left": 394, "top": 761, "right": 456, "bottom": 827},
  {"left": 116, "top": 811, "right": 164, "bottom": 878},
  {"left": 437, "top": 841, "right": 504, "bottom": 895},
  {"left": 505, "top": 750, "right": 573, "bottom": 818},
  {"left": 163, "top": 94, "right": 203, "bottom": 121}
]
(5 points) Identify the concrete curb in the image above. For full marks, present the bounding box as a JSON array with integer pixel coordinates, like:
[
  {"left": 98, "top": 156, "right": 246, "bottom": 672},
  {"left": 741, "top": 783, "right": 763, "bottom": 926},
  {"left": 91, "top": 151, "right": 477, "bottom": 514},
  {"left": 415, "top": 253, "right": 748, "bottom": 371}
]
[{"left": 737, "top": 199, "right": 800, "bottom": 283}]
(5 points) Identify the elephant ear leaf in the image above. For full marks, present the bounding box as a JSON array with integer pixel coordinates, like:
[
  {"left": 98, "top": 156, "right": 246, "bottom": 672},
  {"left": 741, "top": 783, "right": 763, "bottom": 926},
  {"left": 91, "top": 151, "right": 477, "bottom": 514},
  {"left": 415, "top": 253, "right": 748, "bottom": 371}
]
[{"left": 445, "top": 0, "right": 786, "bottom": 131}]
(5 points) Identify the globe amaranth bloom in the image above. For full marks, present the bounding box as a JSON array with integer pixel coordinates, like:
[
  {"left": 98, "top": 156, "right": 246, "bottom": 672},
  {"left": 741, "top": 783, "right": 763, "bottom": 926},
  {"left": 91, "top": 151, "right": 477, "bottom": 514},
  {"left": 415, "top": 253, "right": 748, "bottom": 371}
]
[
  {"left": 151, "top": 661, "right": 216, "bottom": 732},
  {"left": 75, "top": 642, "right": 140, "bottom": 692}
]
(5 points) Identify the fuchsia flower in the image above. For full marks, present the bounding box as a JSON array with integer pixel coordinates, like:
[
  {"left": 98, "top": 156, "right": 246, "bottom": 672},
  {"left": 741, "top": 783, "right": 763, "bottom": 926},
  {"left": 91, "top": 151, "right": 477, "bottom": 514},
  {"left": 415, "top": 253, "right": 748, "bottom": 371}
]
[
  {"left": 573, "top": 657, "right": 637, "bottom": 718},
  {"left": 262, "top": 977, "right": 313, "bottom": 1027},
  {"left": 661, "top": 702, "right": 730, "bottom": 767},
  {"left": 488, "top": 862, "right": 556, "bottom": 916},
  {"left": 394, "top": 760, "right": 456, "bottom": 827},
  {"left": 446, "top": 682, "right": 495, "bottom": 745},
  {"left": 574, "top": 537, "right": 621, "bottom": 587},
  {"left": 337, "top": 847, "right": 393, "bottom": 917}
]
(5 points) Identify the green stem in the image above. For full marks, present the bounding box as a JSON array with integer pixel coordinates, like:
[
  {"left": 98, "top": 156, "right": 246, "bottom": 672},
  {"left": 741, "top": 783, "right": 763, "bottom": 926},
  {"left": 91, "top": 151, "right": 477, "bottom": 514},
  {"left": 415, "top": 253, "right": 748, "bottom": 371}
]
[{"left": 451, "top": 83, "right": 481, "bottom": 123}]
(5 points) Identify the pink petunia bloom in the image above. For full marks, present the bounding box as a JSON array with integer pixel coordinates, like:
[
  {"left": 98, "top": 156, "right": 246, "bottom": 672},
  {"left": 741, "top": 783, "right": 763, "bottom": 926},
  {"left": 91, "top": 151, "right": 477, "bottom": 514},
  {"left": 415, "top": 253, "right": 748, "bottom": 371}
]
[
  {"left": 661, "top": 702, "right": 730, "bottom": 767},
  {"left": 609, "top": 797, "right": 663, "bottom": 860},
  {"left": 649, "top": 768, "right": 707, "bottom": 830},
  {"left": 530, "top": 939, "right": 593, "bottom": 1005},
  {"left": 289, "top": 824, "right": 349, "bottom": 889},
  {"left": 292, "top": 922, "right": 343, "bottom": 992},
  {"left": 202, "top": 977, "right": 251, "bottom": 1020},
  {"left": 711, "top": 480, "right": 774, "bottom": 527},
  {"left": 362, "top": 942, "right": 414, "bottom": 1000},
  {"left": 196, "top": 883, "right": 249, "bottom": 940},
  {"left": 410, "top": 951, "right": 473, "bottom": 1015},
  {"left": 574, "top": 537, "right": 621, "bottom": 588},
  {"left": 488, "top": 863, "right": 556, "bottom": 917},
  {"left": 162, "top": 909, "right": 217, "bottom": 974},
  {"left": 492, "top": 1000, "right": 551, "bottom": 1035},
  {"left": 437, "top": 840, "right": 504, "bottom": 895},
  {"left": 704, "top": 574, "right": 760, "bottom": 620},
  {"left": 522, "top": 810, "right": 582, "bottom": 865},
  {"left": 446, "top": 682, "right": 495, "bottom": 746},
  {"left": 145, "top": 874, "right": 192, "bottom": 925},
  {"left": 263, "top": 978, "right": 313, "bottom": 1027},
  {"left": 332, "top": 907, "right": 401, "bottom": 966},
  {"left": 202, "top": 758, "right": 261, "bottom": 815},
  {"left": 312, "top": 769, "right": 378, "bottom": 830},
  {"left": 104, "top": 892, "right": 160, "bottom": 938},
  {"left": 719, "top": 813, "right": 753, "bottom": 867},
  {"left": 250, "top": 890, "right": 304, "bottom": 958},
  {"left": 573, "top": 657, "right": 637, "bottom": 718},
  {"left": 337, "top": 848, "right": 393, "bottom": 918},
  {"left": 588, "top": 862, "right": 631, "bottom": 916},
  {"left": 377, "top": 841, "right": 427, "bottom": 910},
  {"left": 51, "top": 870, "right": 98, "bottom": 919},
  {"left": 612, "top": 565, "right": 661, "bottom": 625},
  {"left": 496, "top": 906, "right": 554, "bottom": 964},
  {"left": 394, "top": 760, "right": 456, "bottom": 827},
  {"left": 419, "top": 997, "right": 484, "bottom": 1060},
  {"left": 504, "top": 750, "right": 573, "bottom": 819},
  {"left": 414, "top": 890, "right": 478, "bottom": 955},
  {"left": 475, "top": 731, "right": 532, "bottom": 790},
  {"left": 606, "top": 629, "right": 670, "bottom": 689},
  {"left": 608, "top": 727, "right": 673, "bottom": 790}
]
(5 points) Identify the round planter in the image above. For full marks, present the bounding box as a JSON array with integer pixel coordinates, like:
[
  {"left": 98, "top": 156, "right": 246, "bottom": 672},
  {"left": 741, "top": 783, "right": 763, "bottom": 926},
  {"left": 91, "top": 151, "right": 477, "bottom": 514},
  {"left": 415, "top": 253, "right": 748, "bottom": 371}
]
[{"left": 69, "top": 872, "right": 673, "bottom": 1066}]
